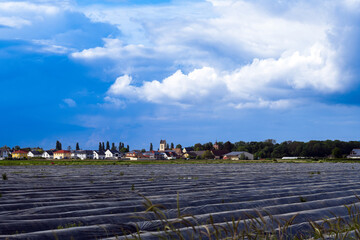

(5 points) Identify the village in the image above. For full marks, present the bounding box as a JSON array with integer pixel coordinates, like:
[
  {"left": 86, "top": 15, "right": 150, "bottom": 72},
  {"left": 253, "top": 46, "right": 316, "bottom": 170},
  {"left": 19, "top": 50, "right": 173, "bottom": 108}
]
[{"left": 0, "top": 140, "right": 255, "bottom": 161}]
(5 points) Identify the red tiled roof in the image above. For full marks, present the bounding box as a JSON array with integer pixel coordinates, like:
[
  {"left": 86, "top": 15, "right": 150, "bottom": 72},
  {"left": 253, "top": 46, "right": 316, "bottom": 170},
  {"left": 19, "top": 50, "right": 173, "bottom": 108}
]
[
  {"left": 54, "top": 150, "right": 71, "bottom": 154},
  {"left": 13, "top": 150, "right": 28, "bottom": 154}
]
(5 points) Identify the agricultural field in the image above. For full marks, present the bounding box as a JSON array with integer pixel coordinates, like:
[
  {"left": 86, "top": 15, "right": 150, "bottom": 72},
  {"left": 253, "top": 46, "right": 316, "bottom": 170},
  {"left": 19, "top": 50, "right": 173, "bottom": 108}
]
[{"left": 1, "top": 163, "right": 360, "bottom": 239}]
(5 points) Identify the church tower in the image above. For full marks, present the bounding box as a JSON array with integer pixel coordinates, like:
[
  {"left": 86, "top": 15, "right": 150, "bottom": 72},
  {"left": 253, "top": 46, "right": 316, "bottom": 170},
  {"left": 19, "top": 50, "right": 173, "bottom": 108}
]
[{"left": 160, "top": 140, "right": 166, "bottom": 152}]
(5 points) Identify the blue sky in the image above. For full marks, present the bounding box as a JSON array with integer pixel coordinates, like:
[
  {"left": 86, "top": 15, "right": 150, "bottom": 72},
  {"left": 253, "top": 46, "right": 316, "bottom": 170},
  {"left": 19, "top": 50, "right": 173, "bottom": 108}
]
[{"left": 1, "top": 0, "right": 360, "bottom": 150}]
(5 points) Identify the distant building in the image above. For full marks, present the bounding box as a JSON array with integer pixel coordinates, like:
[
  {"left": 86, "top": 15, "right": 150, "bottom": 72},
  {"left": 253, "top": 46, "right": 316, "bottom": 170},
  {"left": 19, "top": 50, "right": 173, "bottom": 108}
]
[
  {"left": 160, "top": 140, "right": 166, "bottom": 152},
  {"left": 27, "top": 150, "right": 42, "bottom": 158},
  {"left": 93, "top": 150, "right": 105, "bottom": 160},
  {"left": 53, "top": 150, "right": 71, "bottom": 159},
  {"left": 105, "top": 149, "right": 121, "bottom": 159},
  {"left": 125, "top": 150, "right": 144, "bottom": 160},
  {"left": 143, "top": 151, "right": 164, "bottom": 160},
  {"left": 72, "top": 150, "right": 94, "bottom": 160},
  {"left": 223, "top": 151, "right": 254, "bottom": 160},
  {"left": 211, "top": 150, "right": 229, "bottom": 159},
  {"left": 42, "top": 150, "right": 54, "bottom": 159},
  {"left": 12, "top": 150, "right": 28, "bottom": 159},
  {"left": 0, "top": 148, "right": 10, "bottom": 160},
  {"left": 347, "top": 149, "right": 360, "bottom": 159},
  {"left": 182, "top": 147, "right": 194, "bottom": 153}
]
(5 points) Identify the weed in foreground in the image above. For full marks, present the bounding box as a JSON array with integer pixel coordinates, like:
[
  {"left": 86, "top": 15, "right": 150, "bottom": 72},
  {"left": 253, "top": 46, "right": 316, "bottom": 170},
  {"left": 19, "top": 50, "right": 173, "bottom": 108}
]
[
  {"left": 120, "top": 195, "right": 360, "bottom": 240},
  {"left": 2, "top": 173, "right": 7, "bottom": 180}
]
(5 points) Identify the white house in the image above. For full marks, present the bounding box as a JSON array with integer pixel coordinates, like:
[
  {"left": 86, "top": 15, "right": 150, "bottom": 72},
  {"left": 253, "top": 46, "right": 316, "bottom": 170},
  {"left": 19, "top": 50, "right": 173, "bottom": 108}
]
[
  {"left": 72, "top": 150, "right": 94, "bottom": 160},
  {"left": 347, "top": 149, "right": 360, "bottom": 159},
  {"left": 93, "top": 150, "right": 105, "bottom": 160},
  {"left": 223, "top": 151, "right": 254, "bottom": 160},
  {"left": 42, "top": 151, "right": 54, "bottom": 159},
  {"left": 0, "top": 149, "right": 9, "bottom": 160},
  {"left": 105, "top": 149, "right": 121, "bottom": 159},
  {"left": 28, "top": 150, "right": 42, "bottom": 158}
]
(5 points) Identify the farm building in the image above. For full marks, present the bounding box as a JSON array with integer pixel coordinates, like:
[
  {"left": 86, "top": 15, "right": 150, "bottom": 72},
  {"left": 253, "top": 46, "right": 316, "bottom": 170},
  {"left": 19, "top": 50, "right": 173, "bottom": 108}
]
[
  {"left": 223, "top": 151, "right": 254, "bottom": 160},
  {"left": 347, "top": 149, "right": 360, "bottom": 159}
]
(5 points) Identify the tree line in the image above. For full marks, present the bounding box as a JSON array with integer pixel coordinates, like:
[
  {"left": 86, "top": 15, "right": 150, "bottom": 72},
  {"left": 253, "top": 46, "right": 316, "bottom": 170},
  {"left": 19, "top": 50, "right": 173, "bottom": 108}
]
[{"left": 191, "top": 139, "right": 360, "bottom": 159}]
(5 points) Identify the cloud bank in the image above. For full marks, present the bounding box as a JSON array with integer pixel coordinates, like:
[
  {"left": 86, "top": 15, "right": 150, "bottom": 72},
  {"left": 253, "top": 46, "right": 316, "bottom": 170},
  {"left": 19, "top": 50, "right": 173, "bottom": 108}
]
[{"left": 69, "top": 0, "right": 358, "bottom": 110}]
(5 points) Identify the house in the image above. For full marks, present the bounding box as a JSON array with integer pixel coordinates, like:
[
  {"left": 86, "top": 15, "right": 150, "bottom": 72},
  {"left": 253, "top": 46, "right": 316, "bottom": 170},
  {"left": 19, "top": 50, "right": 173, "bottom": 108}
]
[
  {"left": 211, "top": 150, "right": 229, "bottom": 159},
  {"left": 223, "top": 151, "right": 254, "bottom": 160},
  {"left": 42, "top": 150, "right": 54, "bottom": 159},
  {"left": 53, "top": 150, "right": 71, "bottom": 159},
  {"left": 347, "top": 149, "right": 360, "bottom": 159},
  {"left": 143, "top": 151, "right": 164, "bottom": 160},
  {"left": 160, "top": 140, "right": 166, "bottom": 152},
  {"left": 105, "top": 149, "right": 121, "bottom": 159},
  {"left": 0, "top": 149, "right": 9, "bottom": 160},
  {"left": 93, "top": 150, "right": 105, "bottom": 160},
  {"left": 27, "top": 150, "right": 42, "bottom": 158},
  {"left": 72, "top": 150, "right": 94, "bottom": 160},
  {"left": 173, "top": 148, "right": 182, "bottom": 156},
  {"left": 182, "top": 147, "right": 194, "bottom": 153},
  {"left": 183, "top": 151, "right": 199, "bottom": 159},
  {"left": 162, "top": 151, "right": 178, "bottom": 160},
  {"left": 125, "top": 150, "right": 144, "bottom": 160},
  {"left": 12, "top": 150, "right": 29, "bottom": 159}
]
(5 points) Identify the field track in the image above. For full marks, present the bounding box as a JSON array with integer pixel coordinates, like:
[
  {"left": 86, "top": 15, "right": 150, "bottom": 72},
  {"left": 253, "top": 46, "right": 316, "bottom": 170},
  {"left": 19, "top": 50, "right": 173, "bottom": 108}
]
[{"left": 1, "top": 163, "right": 360, "bottom": 239}]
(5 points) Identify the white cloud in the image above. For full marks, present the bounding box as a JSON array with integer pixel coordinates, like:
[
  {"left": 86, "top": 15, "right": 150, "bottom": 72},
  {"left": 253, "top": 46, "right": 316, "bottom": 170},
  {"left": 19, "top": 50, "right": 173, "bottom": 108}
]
[
  {"left": 71, "top": 38, "right": 150, "bottom": 59},
  {"left": 100, "top": 96, "right": 126, "bottom": 109},
  {"left": 63, "top": 98, "right": 76, "bottom": 107},
  {"left": 0, "top": 16, "right": 31, "bottom": 28},
  {"left": 69, "top": 0, "right": 357, "bottom": 110},
  {"left": 0, "top": 2, "right": 59, "bottom": 15},
  {"left": 106, "top": 41, "right": 344, "bottom": 109}
]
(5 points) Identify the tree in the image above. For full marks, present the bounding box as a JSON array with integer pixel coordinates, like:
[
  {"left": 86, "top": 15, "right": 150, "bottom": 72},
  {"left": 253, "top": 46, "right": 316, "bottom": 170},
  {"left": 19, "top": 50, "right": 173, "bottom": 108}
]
[
  {"left": 120, "top": 147, "right": 127, "bottom": 153},
  {"left": 76, "top": 142, "right": 80, "bottom": 150},
  {"left": 170, "top": 143, "right": 174, "bottom": 149},
  {"left": 203, "top": 142, "right": 213, "bottom": 150},
  {"left": 223, "top": 141, "right": 233, "bottom": 153},
  {"left": 111, "top": 143, "right": 116, "bottom": 151},
  {"left": 14, "top": 145, "right": 20, "bottom": 151},
  {"left": 202, "top": 150, "right": 214, "bottom": 159},
  {"left": 166, "top": 143, "right": 169, "bottom": 150},
  {"left": 176, "top": 144, "right": 182, "bottom": 149},
  {"left": 119, "top": 142, "right": 123, "bottom": 151},
  {"left": 102, "top": 142, "right": 105, "bottom": 151},
  {"left": 150, "top": 143, "right": 153, "bottom": 151},
  {"left": 99, "top": 142, "right": 102, "bottom": 151},
  {"left": 56, "top": 140, "right": 62, "bottom": 150},
  {"left": 194, "top": 143, "right": 203, "bottom": 151},
  {"left": 126, "top": 145, "right": 130, "bottom": 152},
  {"left": 332, "top": 147, "right": 342, "bottom": 158},
  {"left": 106, "top": 141, "right": 110, "bottom": 150},
  {"left": 141, "top": 149, "right": 146, "bottom": 152}
]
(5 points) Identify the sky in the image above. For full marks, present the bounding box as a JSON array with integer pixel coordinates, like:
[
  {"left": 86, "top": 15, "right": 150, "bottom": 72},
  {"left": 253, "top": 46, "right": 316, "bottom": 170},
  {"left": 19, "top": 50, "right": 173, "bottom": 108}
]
[{"left": 1, "top": 0, "right": 360, "bottom": 150}]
